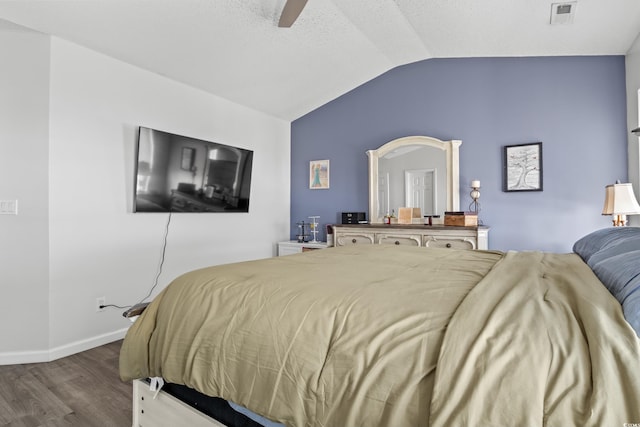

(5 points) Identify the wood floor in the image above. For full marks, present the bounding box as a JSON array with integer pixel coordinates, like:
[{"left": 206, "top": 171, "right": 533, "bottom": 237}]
[{"left": 0, "top": 340, "right": 132, "bottom": 427}]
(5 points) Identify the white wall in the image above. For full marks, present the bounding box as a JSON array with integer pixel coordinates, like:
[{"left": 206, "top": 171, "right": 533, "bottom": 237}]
[
  {"left": 0, "top": 24, "right": 50, "bottom": 358},
  {"left": 626, "top": 34, "right": 640, "bottom": 226},
  {"left": 0, "top": 33, "right": 291, "bottom": 363}
]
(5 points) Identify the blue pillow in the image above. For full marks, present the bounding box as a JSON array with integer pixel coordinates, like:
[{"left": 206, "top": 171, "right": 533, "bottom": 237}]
[
  {"left": 573, "top": 227, "right": 640, "bottom": 264},
  {"left": 590, "top": 250, "right": 640, "bottom": 303},
  {"left": 573, "top": 227, "right": 640, "bottom": 337},
  {"left": 623, "top": 290, "right": 640, "bottom": 338},
  {"left": 587, "top": 238, "right": 640, "bottom": 269}
]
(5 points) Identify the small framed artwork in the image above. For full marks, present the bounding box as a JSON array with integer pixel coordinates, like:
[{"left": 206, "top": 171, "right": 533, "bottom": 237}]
[
  {"left": 503, "top": 142, "right": 543, "bottom": 192},
  {"left": 181, "top": 147, "right": 195, "bottom": 171},
  {"left": 309, "top": 160, "right": 330, "bottom": 189}
]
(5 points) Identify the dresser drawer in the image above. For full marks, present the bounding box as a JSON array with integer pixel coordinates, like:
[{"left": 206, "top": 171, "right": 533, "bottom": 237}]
[
  {"left": 335, "top": 232, "right": 375, "bottom": 246},
  {"left": 376, "top": 234, "right": 421, "bottom": 246},
  {"left": 424, "top": 236, "right": 475, "bottom": 250},
  {"left": 331, "top": 225, "right": 489, "bottom": 250}
]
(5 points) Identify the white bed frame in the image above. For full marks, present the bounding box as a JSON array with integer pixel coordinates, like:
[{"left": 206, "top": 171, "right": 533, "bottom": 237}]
[
  {"left": 132, "top": 379, "right": 228, "bottom": 427},
  {"left": 127, "top": 303, "right": 230, "bottom": 427}
]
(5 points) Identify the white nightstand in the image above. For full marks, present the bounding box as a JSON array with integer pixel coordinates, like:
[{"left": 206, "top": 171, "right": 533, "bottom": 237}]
[{"left": 277, "top": 240, "right": 328, "bottom": 256}]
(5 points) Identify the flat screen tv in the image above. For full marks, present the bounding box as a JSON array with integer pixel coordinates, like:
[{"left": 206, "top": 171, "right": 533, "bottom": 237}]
[{"left": 134, "top": 127, "right": 253, "bottom": 213}]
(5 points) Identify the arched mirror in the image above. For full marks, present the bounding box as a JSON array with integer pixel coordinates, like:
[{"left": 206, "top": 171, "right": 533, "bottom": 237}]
[{"left": 367, "top": 136, "right": 461, "bottom": 224}]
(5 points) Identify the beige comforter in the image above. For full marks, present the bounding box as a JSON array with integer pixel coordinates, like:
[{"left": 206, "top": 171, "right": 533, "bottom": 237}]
[{"left": 120, "top": 245, "right": 640, "bottom": 427}]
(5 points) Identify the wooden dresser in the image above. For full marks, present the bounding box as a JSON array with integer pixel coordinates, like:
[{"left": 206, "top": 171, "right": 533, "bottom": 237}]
[{"left": 332, "top": 224, "right": 489, "bottom": 250}]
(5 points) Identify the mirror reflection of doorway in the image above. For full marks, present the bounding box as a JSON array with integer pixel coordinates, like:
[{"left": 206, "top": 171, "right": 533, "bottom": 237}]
[
  {"left": 405, "top": 169, "right": 436, "bottom": 216},
  {"left": 378, "top": 173, "right": 390, "bottom": 216}
]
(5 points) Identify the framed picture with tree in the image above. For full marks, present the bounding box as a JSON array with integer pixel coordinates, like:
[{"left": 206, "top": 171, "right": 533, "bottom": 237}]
[{"left": 503, "top": 142, "right": 543, "bottom": 192}]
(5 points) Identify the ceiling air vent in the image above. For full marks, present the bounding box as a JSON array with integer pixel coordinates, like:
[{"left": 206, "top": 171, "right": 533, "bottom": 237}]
[{"left": 550, "top": 2, "right": 577, "bottom": 25}]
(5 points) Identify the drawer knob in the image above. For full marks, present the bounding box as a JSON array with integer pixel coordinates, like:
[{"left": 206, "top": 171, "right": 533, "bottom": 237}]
[
  {"left": 394, "top": 240, "right": 400, "bottom": 245},
  {"left": 352, "top": 238, "right": 357, "bottom": 244},
  {"left": 446, "top": 243, "right": 452, "bottom": 248}
]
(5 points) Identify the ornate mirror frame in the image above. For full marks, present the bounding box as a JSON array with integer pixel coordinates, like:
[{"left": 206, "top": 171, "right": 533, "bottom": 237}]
[{"left": 367, "top": 135, "right": 462, "bottom": 224}]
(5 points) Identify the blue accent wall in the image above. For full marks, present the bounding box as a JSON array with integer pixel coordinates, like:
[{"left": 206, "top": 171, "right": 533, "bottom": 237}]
[{"left": 291, "top": 56, "right": 628, "bottom": 252}]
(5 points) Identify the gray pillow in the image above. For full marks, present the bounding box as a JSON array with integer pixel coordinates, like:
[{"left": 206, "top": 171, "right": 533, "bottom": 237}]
[
  {"left": 623, "top": 290, "right": 640, "bottom": 338},
  {"left": 573, "top": 227, "right": 640, "bottom": 337},
  {"left": 590, "top": 250, "right": 640, "bottom": 303},
  {"left": 573, "top": 227, "right": 640, "bottom": 264},
  {"left": 587, "top": 239, "right": 640, "bottom": 269}
]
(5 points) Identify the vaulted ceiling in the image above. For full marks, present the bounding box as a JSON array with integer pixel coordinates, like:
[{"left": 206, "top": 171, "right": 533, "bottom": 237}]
[{"left": 1, "top": 0, "right": 639, "bottom": 121}]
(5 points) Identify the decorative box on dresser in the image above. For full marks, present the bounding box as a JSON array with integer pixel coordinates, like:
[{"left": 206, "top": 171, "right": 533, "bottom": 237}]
[{"left": 332, "top": 224, "right": 489, "bottom": 250}]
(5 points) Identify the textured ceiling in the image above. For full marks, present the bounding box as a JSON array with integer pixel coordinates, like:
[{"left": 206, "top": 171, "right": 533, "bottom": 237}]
[{"left": 1, "top": 0, "right": 640, "bottom": 120}]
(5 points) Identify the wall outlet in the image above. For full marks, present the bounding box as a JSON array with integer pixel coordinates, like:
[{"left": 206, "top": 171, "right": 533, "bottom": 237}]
[{"left": 96, "top": 297, "right": 106, "bottom": 312}]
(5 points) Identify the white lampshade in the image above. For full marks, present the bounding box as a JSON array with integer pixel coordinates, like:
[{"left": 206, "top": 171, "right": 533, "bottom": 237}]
[
  {"left": 602, "top": 183, "right": 640, "bottom": 215},
  {"left": 602, "top": 183, "right": 640, "bottom": 227}
]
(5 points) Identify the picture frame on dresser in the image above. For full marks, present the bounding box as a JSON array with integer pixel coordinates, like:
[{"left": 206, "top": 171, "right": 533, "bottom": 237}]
[{"left": 503, "top": 142, "right": 543, "bottom": 192}]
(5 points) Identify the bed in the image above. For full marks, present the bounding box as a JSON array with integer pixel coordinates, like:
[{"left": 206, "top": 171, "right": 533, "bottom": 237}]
[{"left": 119, "top": 227, "right": 640, "bottom": 427}]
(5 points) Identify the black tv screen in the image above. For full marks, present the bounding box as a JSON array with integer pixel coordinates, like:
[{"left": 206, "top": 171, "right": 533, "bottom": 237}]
[{"left": 134, "top": 127, "right": 253, "bottom": 213}]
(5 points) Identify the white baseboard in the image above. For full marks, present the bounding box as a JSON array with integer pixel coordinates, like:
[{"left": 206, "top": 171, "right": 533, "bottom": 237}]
[
  {"left": 0, "top": 348, "right": 50, "bottom": 365},
  {"left": 0, "top": 327, "right": 130, "bottom": 365}
]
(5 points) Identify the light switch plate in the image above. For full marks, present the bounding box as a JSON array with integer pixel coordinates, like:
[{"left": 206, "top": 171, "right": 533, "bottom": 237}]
[{"left": 0, "top": 200, "right": 18, "bottom": 215}]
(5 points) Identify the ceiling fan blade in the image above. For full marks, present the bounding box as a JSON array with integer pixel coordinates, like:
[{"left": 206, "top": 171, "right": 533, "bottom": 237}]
[{"left": 278, "top": 0, "right": 308, "bottom": 27}]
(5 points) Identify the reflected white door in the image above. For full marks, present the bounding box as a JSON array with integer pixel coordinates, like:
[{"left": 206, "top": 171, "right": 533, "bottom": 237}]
[
  {"left": 378, "top": 173, "right": 390, "bottom": 216},
  {"left": 405, "top": 169, "right": 436, "bottom": 215}
]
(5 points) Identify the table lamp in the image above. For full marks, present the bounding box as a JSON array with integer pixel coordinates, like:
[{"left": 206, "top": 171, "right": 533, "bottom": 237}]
[{"left": 601, "top": 181, "right": 640, "bottom": 226}]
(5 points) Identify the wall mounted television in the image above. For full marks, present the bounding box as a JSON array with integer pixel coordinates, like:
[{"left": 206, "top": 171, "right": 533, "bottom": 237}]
[{"left": 134, "top": 127, "right": 253, "bottom": 213}]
